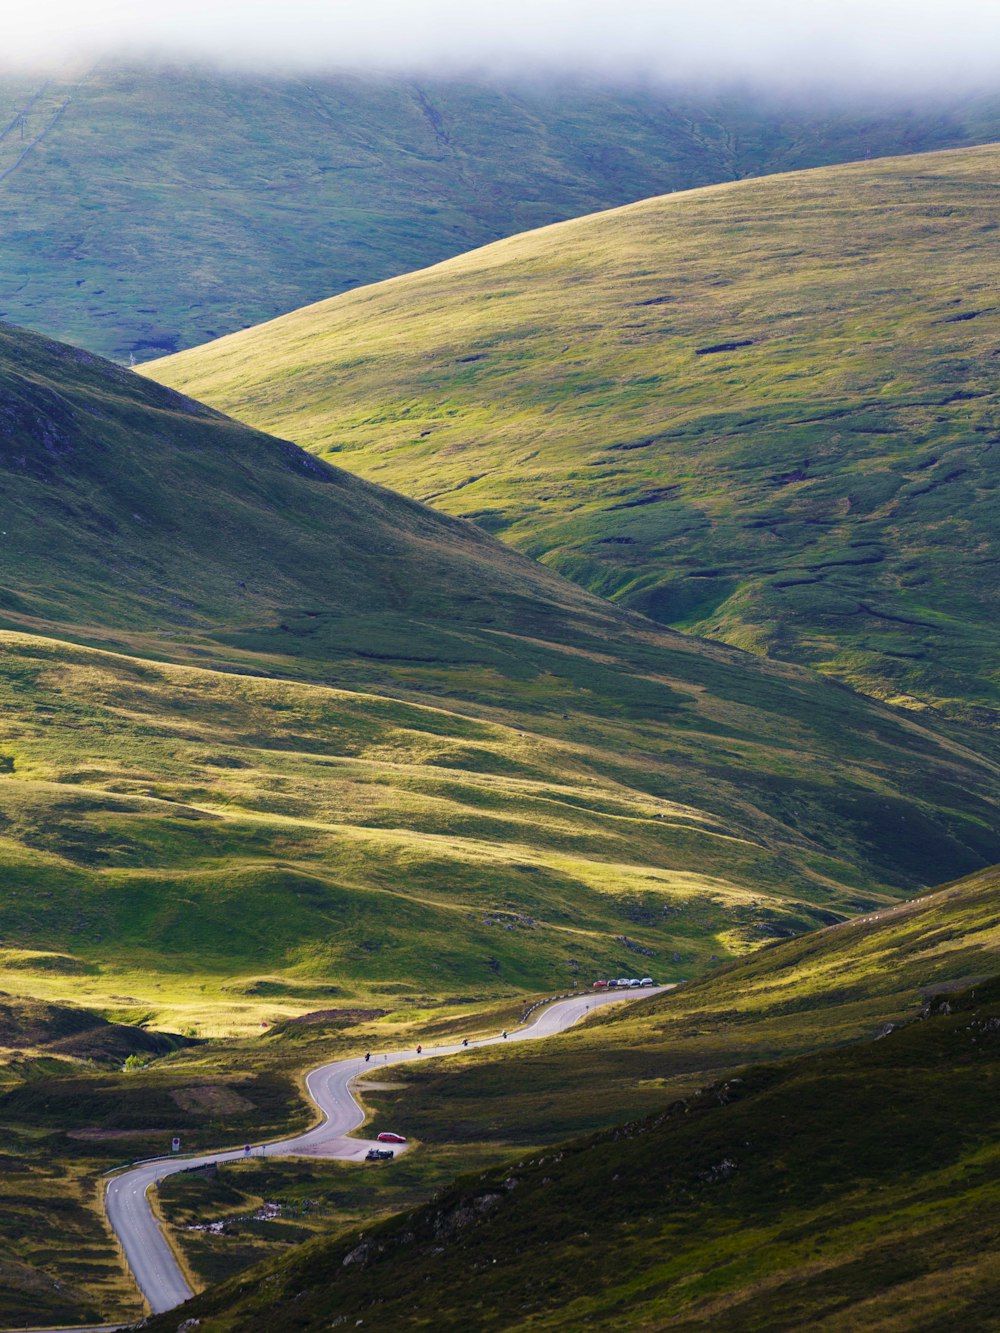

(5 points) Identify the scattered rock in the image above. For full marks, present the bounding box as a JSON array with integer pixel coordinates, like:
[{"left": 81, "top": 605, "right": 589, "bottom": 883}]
[
  {"left": 343, "top": 1238, "right": 379, "bottom": 1268},
  {"left": 614, "top": 934, "right": 656, "bottom": 957},
  {"left": 699, "top": 1157, "right": 738, "bottom": 1184}
]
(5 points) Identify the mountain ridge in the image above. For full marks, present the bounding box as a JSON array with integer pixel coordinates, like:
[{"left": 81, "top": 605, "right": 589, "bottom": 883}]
[
  {"left": 9, "top": 65, "right": 1000, "bottom": 359},
  {"left": 149, "top": 140, "right": 1000, "bottom": 725}
]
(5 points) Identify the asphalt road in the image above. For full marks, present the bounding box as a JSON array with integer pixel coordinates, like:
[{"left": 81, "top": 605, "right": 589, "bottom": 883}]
[{"left": 104, "top": 985, "right": 669, "bottom": 1317}]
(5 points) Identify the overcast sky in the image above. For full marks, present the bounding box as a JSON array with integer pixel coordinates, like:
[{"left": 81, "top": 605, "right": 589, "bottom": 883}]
[{"left": 6, "top": 0, "right": 1000, "bottom": 90}]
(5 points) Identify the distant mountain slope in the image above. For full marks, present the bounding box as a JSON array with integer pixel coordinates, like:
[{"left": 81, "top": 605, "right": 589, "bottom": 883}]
[
  {"left": 7, "top": 66, "right": 1000, "bottom": 359},
  {"left": 142, "top": 970, "right": 1000, "bottom": 1332},
  {"left": 152, "top": 142, "right": 1000, "bottom": 725},
  {"left": 3, "top": 318, "right": 1000, "bottom": 1029}
]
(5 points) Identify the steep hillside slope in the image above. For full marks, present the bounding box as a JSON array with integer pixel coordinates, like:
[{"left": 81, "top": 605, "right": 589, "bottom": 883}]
[
  {"left": 357, "top": 862, "right": 1000, "bottom": 1145},
  {"left": 143, "top": 972, "right": 1000, "bottom": 1332},
  {"left": 152, "top": 142, "right": 1000, "bottom": 725},
  {"left": 3, "top": 319, "right": 1000, "bottom": 1030},
  {"left": 0, "top": 321, "right": 603, "bottom": 639},
  {"left": 7, "top": 67, "right": 1000, "bottom": 359},
  {"left": 141, "top": 862, "right": 1000, "bottom": 1304}
]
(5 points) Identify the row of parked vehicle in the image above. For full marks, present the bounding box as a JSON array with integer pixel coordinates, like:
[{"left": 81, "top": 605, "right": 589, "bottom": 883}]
[{"left": 593, "top": 977, "right": 654, "bottom": 989}]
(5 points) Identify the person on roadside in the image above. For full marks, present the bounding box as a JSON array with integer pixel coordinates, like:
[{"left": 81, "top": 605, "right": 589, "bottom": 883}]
[{"left": 416, "top": 1044, "right": 422, "bottom": 1053}]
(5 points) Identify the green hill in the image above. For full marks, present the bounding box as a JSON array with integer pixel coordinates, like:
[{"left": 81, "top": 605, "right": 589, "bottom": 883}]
[
  {"left": 0, "top": 989, "right": 181, "bottom": 1070},
  {"left": 0, "top": 319, "right": 603, "bottom": 640},
  {"left": 7, "top": 65, "right": 1000, "bottom": 360},
  {"left": 354, "top": 862, "right": 1000, "bottom": 1147},
  {"left": 142, "top": 970, "right": 1000, "bottom": 1332},
  {"left": 143, "top": 862, "right": 1000, "bottom": 1308},
  {"left": 6, "top": 858, "right": 998, "bottom": 1327},
  {"left": 150, "top": 141, "right": 1000, "bottom": 726},
  {"left": 3, "top": 317, "right": 1000, "bottom": 1035}
]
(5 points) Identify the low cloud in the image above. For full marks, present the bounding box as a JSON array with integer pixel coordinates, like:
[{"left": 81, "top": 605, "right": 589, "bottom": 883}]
[{"left": 6, "top": 0, "right": 1000, "bottom": 90}]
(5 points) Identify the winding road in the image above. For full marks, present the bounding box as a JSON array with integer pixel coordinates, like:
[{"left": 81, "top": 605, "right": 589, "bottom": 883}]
[{"left": 105, "top": 986, "right": 668, "bottom": 1316}]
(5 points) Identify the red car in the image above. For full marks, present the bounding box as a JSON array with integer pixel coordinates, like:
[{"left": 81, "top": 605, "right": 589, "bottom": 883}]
[
  {"left": 592, "top": 980, "right": 608, "bottom": 990},
  {"left": 377, "top": 1132, "right": 407, "bottom": 1144}
]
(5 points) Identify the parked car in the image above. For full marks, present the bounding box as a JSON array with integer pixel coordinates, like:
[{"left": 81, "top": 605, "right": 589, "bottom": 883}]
[
  {"left": 628, "top": 978, "right": 642, "bottom": 987},
  {"left": 640, "top": 977, "right": 654, "bottom": 986},
  {"left": 377, "top": 1131, "right": 407, "bottom": 1143},
  {"left": 592, "top": 980, "right": 608, "bottom": 990},
  {"left": 365, "top": 1148, "right": 394, "bottom": 1161}
]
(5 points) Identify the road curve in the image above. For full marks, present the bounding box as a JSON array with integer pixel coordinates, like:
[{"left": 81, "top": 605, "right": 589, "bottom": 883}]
[{"left": 106, "top": 986, "right": 670, "bottom": 1316}]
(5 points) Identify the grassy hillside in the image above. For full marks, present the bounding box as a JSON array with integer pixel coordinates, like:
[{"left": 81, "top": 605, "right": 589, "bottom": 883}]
[
  {"left": 142, "top": 971, "right": 1000, "bottom": 1332},
  {"left": 0, "top": 986, "right": 548, "bottom": 1327},
  {"left": 152, "top": 141, "right": 1000, "bottom": 725},
  {"left": 354, "top": 862, "right": 1000, "bottom": 1147},
  {"left": 5, "top": 861, "right": 998, "bottom": 1324},
  {"left": 4, "top": 314, "right": 1000, "bottom": 1324},
  {"left": 6, "top": 67, "right": 1000, "bottom": 360},
  {"left": 0, "top": 320, "right": 604, "bottom": 640},
  {"left": 142, "top": 861, "right": 1000, "bottom": 1303},
  {"left": 0, "top": 990, "right": 182, "bottom": 1072},
  {"left": 2, "top": 317, "right": 1000, "bottom": 1036},
  {"left": 127, "top": 866, "right": 1000, "bottom": 1326}
]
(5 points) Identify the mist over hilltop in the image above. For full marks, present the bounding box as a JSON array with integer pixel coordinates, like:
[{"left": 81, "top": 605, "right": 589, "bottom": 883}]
[{"left": 6, "top": 0, "right": 1000, "bottom": 92}]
